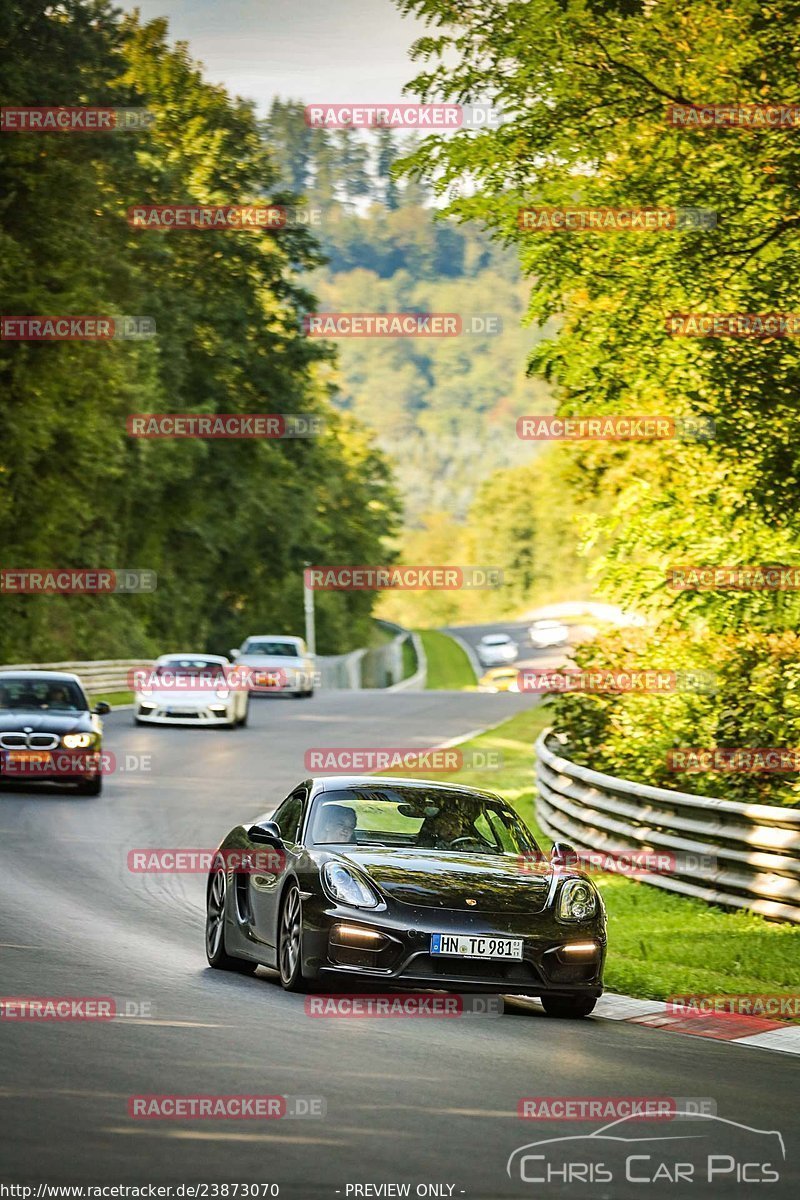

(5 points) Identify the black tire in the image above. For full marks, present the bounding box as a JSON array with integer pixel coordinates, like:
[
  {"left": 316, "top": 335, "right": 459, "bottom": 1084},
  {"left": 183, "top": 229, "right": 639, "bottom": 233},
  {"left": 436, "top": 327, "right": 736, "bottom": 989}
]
[
  {"left": 278, "top": 883, "right": 311, "bottom": 991},
  {"left": 205, "top": 869, "right": 257, "bottom": 973},
  {"left": 76, "top": 775, "right": 102, "bottom": 796},
  {"left": 541, "top": 994, "right": 597, "bottom": 1019},
  {"left": 238, "top": 702, "right": 249, "bottom": 727}
]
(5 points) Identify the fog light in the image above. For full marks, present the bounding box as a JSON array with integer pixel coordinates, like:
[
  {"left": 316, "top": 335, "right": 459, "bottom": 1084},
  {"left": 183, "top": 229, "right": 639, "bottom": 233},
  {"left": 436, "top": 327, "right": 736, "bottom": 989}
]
[
  {"left": 333, "top": 924, "right": 384, "bottom": 946},
  {"left": 560, "top": 941, "right": 599, "bottom": 958},
  {"left": 209, "top": 705, "right": 227, "bottom": 714}
]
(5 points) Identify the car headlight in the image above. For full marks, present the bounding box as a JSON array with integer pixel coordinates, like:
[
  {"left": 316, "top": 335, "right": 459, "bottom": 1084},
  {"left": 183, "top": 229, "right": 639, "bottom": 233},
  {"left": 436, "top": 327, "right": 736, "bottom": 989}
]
[
  {"left": 62, "top": 733, "right": 94, "bottom": 749},
  {"left": 323, "top": 863, "right": 380, "bottom": 909},
  {"left": 556, "top": 879, "right": 598, "bottom": 922}
]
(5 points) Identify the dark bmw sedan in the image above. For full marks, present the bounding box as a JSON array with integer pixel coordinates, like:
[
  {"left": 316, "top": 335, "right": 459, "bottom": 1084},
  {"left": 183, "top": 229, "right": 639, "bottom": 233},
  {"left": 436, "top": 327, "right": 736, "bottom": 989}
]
[
  {"left": 206, "top": 776, "right": 606, "bottom": 1017},
  {"left": 0, "top": 671, "right": 110, "bottom": 796}
]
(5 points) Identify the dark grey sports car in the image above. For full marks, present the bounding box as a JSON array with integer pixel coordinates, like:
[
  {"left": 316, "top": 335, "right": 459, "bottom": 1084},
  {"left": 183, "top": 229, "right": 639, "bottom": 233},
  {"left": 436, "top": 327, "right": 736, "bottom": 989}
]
[
  {"left": 205, "top": 776, "right": 606, "bottom": 1017},
  {"left": 0, "top": 671, "right": 110, "bottom": 795}
]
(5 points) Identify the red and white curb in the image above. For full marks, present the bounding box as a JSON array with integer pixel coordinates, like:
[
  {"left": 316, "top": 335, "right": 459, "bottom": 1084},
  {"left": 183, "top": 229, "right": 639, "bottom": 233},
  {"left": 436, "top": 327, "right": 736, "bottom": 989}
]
[
  {"left": 509, "top": 992, "right": 800, "bottom": 1055},
  {"left": 593, "top": 993, "right": 799, "bottom": 1055}
]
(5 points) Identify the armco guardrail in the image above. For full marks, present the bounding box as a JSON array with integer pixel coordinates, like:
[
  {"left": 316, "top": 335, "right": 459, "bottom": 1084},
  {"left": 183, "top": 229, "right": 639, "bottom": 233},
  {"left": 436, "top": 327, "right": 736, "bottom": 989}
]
[
  {"left": 535, "top": 729, "right": 800, "bottom": 924},
  {"left": 0, "top": 627, "right": 423, "bottom": 695}
]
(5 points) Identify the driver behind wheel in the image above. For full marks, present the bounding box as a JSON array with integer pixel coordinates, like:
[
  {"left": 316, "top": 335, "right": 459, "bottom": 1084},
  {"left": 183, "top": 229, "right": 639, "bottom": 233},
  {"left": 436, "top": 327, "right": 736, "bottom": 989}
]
[
  {"left": 420, "top": 809, "right": 472, "bottom": 849},
  {"left": 316, "top": 803, "right": 357, "bottom": 844}
]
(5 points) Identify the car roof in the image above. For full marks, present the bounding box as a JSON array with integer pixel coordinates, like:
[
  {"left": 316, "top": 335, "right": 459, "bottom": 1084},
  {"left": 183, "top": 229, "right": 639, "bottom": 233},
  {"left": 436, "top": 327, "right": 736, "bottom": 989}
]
[
  {"left": 156, "top": 653, "right": 228, "bottom": 664},
  {"left": 0, "top": 670, "right": 84, "bottom": 683},
  {"left": 480, "top": 633, "right": 512, "bottom": 642},
  {"left": 309, "top": 775, "right": 503, "bottom": 802},
  {"left": 243, "top": 635, "right": 301, "bottom": 643}
]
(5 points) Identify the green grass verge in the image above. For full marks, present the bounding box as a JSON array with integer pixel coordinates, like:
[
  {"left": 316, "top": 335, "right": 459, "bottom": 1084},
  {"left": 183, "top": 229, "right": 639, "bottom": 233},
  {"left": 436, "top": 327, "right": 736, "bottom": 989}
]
[
  {"left": 91, "top": 691, "right": 134, "bottom": 707},
  {"left": 419, "top": 629, "right": 476, "bottom": 690},
  {"left": 401, "top": 637, "right": 417, "bottom": 681},
  {"left": 413, "top": 705, "right": 800, "bottom": 1007}
]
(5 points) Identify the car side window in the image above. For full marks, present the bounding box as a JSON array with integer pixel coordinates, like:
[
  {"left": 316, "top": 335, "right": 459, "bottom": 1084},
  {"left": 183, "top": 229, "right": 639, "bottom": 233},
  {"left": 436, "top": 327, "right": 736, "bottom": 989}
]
[{"left": 271, "top": 790, "right": 306, "bottom": 843}]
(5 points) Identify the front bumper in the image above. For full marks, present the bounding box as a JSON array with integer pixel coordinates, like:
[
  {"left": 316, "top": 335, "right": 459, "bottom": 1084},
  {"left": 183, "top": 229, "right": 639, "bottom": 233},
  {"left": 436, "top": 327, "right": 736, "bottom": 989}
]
[
  {"left": 136, "top": 704, "right": 235, "bottom": 725},
  {"left": 302, "top": 898, "right": 605, "bottom": 998},
  {"left": 0, "top": 749, "right": 101, "bottom": 785}
]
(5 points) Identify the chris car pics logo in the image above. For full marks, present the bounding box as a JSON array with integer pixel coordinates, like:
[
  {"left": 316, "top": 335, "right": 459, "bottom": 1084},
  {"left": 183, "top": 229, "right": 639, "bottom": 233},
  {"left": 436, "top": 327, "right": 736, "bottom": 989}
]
[{"left": 507, "top": 1112, "right": 784, "bottom": 1187}]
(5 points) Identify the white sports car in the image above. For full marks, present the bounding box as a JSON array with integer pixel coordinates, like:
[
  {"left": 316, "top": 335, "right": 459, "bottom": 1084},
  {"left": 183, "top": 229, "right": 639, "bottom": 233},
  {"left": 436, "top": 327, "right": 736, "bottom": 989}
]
[
  {"left": 230, "top": 635, "right": 316, "bottom": 699},
  {"left": 135, "top": 654, "right": 249, "bottom": 727},
  {"left": 477, "top": 633, "right": 519, "bottom": 667},
  {"left": 529, "top": 618, "right": 570, "bottom": 648}
]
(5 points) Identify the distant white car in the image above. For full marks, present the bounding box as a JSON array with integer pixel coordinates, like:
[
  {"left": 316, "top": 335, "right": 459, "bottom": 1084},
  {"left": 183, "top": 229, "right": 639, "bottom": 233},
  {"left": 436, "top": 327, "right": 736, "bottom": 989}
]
[
  {"left": 529, "top": 618, "right": 570, "bottom": 649},
  {"left": 135, "top": 654, "right": 249, "bottom": 727},
  {"left": 477, "top": 633, "right": 519, "bottom": 667},
  {"left": 231, "top": 635, "right": 315, "bottom": 699}
]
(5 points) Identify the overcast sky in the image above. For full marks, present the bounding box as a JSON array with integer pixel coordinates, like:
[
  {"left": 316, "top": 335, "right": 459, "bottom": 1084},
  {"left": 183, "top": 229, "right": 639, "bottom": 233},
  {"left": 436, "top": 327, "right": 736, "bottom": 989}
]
[{"left": 128, "top": 0, "right": 428, "bottom": 113}]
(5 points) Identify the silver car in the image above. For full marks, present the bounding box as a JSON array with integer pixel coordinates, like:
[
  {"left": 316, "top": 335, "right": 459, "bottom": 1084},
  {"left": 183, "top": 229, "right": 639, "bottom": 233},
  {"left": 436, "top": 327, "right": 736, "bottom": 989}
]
[
  {"left": 477, "top": 633, "right": 519, "bottom": 667},
  {"left": 231, "top": 635, "right": 316, "bottom": 699}
]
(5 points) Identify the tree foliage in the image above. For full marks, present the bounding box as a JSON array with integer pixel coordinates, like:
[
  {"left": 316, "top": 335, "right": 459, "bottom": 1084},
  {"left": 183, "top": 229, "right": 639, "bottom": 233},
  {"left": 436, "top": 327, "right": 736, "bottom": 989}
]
[{"left": 0, "top": 1, "right": 398, "bottom": 660}]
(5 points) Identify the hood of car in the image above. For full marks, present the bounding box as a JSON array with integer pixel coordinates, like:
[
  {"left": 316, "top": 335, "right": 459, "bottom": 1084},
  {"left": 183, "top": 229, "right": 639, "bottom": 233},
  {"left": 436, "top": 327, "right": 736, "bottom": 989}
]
[
  {"left": 332, "top": 847, "right": 553, "bottom": 913},
  {"left": 0, "top": 711, "right": 92, "bottom": 734}
]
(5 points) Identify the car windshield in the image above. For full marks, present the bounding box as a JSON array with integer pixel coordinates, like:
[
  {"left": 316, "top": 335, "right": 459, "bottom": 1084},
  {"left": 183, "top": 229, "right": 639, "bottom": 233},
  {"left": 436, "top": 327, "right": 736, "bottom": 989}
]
[
  {"left": 482, "top": 635, "right": 510, "bottom": 645},
  {"left": 0, "top": 677, "right": 87, "bottom": 712},
  {"left": 156, "top": 659, "right": 225, "bottom": 680},
  {"left": 243, "top": 641, "right": 299, "bottom": 657},
  {"left": 308, "top": 787, "right": 541, "bottom": 856}
]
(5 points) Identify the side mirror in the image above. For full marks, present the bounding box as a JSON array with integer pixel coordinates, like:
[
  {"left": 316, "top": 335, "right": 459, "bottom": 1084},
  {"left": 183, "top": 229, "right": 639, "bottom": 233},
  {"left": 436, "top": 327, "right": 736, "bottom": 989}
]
[
  {"left": 230, "top": 648, "right": 240, "bottom": 659},
  {"left": 93, "top": 701, "right": 112, "bottom": 715},
  {"left": 550, "top": 841, "right": 579, "bottom": 868},
  {"left": 249, "top": 820, "right": 282, "bottom": 846}
]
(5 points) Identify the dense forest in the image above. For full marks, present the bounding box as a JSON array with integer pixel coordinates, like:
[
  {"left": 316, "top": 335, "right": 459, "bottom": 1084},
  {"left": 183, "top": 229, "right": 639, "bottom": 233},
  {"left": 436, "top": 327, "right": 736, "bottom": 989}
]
[{"left": 0, "top": 2, "right": 399, "bottom": 661}]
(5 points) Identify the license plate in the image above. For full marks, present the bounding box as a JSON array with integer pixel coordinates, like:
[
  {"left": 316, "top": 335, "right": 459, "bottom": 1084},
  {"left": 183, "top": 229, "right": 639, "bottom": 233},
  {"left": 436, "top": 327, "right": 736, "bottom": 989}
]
[
  {"left": 7, "top": 751, "right": 51, "bottom": 765},
  {"left": 431, "top": 933, "right": 524, "bottom": 960}
]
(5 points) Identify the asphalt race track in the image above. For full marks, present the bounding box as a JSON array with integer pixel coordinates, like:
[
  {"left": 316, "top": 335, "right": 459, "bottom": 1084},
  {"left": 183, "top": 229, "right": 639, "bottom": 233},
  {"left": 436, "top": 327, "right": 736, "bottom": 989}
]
[{"left": 0, "top": 691, "right": 797, "bottom": 1198}]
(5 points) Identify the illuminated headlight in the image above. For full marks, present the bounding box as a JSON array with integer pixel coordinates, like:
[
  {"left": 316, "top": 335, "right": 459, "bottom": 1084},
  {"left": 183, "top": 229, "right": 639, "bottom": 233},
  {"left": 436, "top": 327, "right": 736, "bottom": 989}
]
[
  {"left": 557, "top": 879, "right": 598, "bottom": 922},
  {"left": 323, "top": 863, "right": 380, "bottom": 909},
  {"left": 62, "top": 733, "right": 95, "bottom": 749}
]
